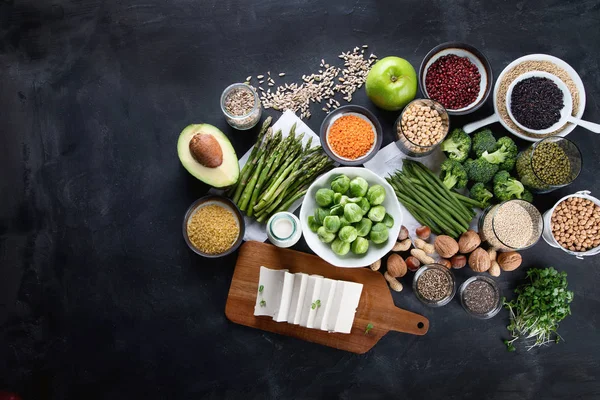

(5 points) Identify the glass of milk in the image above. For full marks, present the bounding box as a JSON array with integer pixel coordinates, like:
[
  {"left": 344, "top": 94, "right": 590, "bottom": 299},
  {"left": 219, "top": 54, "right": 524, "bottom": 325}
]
[{"left": 267, "top": 212, "right": 302, "bottom": 248}]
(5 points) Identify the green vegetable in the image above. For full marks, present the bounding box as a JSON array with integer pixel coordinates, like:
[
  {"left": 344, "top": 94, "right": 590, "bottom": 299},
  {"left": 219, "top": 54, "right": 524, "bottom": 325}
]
[
  {"left": 314, "top": 207, "right": 330, "bottom": 225},
  {"left": 339, "top": 217, "right": 351, "bottom": 229},
  {"left": 440, "top": 128, "right": 472, "bottom": 163},
  {"left": 481, "top": 136, "right": 518, "bottom": 172},
  {"left": 311, "top": 299, "right": 321, "bottom": 309},
  {"left": 382, "top": 213, "right": 394, "bottom": 228},
  {"left": 344, "top": 203, "right": 363, "bottom": 223},
  {"left": 307, "top": 216, "right": 321, "bottom": 233},
  {"left": 369, "top": 222, "right": 389, "bottom": 244},
  {"left": 333, "top": 192, "right": 343, "bottom": 205},
  {"left": 330, "top": 204, "right": 344, "bottom": 216},
  {"left": 493, "top": 170, "right": 526, "bottom": 202},
  {"left": 464, "top": 157, "right": 499, "bottom": 184},
  {"left": 315, "top": 188, "right": 335, "bottom": 207},
  {"left": 331, "top": 238, "right": 350, "bottom": 256},
  {"left": 259, "top": 285, "right": 264, "bottom": 293},
  {"left": 366, "top": 184, "right": 386, "bottom": 205},
  {"left": 440, "top": 159, "right": 468, "bottom": 190},
  {"left": 347, "top": 196, "right": 363, "bottom": 203},
  {"left": 260, "top": 299, "right": 266, "bottom": 307},
  {"left": 338, "top": 195, "right": 350, "bottom": 206},
  {"left": 469, "top": 183, "right": 493, "bottom": 208},
  {"left": 317, "top": 226, "right": 336, "bottom": 243},
  {"left": 368, "top": 205, "right": 386, "bottom": 222},
  {"left": 355, "top": 218, "right": 373, "bottom": 237},
  {"left": 338, "top": 226, "right": 358, "bottom": 243},
  {"left": 503, "top": 267, "right": 573, "bottom": 351},
  {"left": 521, "top": 189, "right": 533, "bottom": 203},
  {"left": 351, "top": 237, "right": 369, "bottom": 254},
  {"left": 349, "top": 177, "right": 369, "bottom": 197},
  {"left": 365, "top": 323, "right": 374, "bottom": 334},
  {"left": 357, "top": 197, "right": 371, "bottom": 215},
  {"left": 331, "top": 174, "right": 350, "bottom": 193},
  {"left": 472, "top": 129, "right": 497, "bottom": 158},
  {"left": 323, "top": 215, "right": 341, "bottom": 233}
]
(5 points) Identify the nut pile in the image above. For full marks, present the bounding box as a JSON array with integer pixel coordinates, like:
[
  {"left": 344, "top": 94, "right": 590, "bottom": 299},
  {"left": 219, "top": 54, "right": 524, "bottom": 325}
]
[
  {"left": 399, "top": 102, "right": 446, "bottom": 147},
  {"left": 552, "top": 197, "right": 600, "bottom": 252}
]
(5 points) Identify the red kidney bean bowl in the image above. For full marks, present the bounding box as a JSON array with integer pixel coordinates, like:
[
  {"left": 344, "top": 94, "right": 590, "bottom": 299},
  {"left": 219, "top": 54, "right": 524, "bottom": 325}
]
[{"left": 419, "top": 42, "right": 493, "bottom": 115}]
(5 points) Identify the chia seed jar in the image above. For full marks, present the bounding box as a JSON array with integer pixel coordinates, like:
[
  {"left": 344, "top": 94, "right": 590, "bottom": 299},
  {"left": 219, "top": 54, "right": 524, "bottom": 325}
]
[
  {"left": 478, "top": 199, "right": 543, "bottom": 251},
  {"left": 515, "top": 136, "right": 582, "bottom": 194},
  {"left": 220, "top": 83, "right": 262, "bottom": 130},
  {"left": 412, "top": 264, "right": 456, "bottom": 307},
  {"left": 459, "top": 276, "right": 502, "bottom": 319}
]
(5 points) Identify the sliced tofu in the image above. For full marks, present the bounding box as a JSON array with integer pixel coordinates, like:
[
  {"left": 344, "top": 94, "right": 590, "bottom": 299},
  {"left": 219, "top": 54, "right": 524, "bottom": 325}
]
[
  {"left": 324, "top": 281, "right": 363, "bottom": 334},
  {"left": 254, "top": 266, "right": 287, "bottom": 318},
  {"left": 314, "top": 279, "right": 337, "bottom": 330},
  {"left": 287, "top": 273, "right": 309, "bottom": 324},
  {"left": 299, "top": 275, "right": 324, "bottom": 328},
  {"left": 273, "top": 272, "right": 295, "bottom": 322}
]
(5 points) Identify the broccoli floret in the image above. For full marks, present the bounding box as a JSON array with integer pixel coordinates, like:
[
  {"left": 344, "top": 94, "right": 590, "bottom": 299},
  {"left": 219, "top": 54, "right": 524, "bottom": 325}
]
[
  {"left": 440, "top": 159, "right": 468, "bottom": 190},
  {"left": 470, "top": 183, "right": 494, "bottom": 208},
  {"left": 481, "top": 136, "right": 518, "bottom": 172},
  {"left": 521, "top": 189, "right": 533, "bottom": 203},
  {"left": 472, "top": 129, "right": 497, "bottom": 158},
  {"left": 464, "top": 158, "right": 499, "bottom": 184},
  {"left": 493, "top": 170, "right": 527, "bottom": 201},
  {"left": 440, "top": 128, "right": 472, "bottom": 163}
]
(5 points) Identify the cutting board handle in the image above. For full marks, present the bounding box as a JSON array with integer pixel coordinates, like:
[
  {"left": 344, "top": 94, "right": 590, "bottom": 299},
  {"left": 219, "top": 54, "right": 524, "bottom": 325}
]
[{"left": 382, "top": 307, "right": 429, "bottom": 336}]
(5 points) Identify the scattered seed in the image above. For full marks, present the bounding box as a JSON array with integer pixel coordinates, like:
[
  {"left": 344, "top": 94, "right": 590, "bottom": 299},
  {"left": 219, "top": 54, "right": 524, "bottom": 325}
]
[
  {"left": 259, "top": 80, "right": 264, "bottom": 84},
  {"left": 257, "top": 75, "right": 264, "bottom": 79},
  {"left": 279, "top": 73, "right": 285, "bottom": 77},
  {"left": 362, "top": 44, "right": 368, "bottom": 48},
  {"left": 246, "top": 76, "right": 251, "bottom": 81}
]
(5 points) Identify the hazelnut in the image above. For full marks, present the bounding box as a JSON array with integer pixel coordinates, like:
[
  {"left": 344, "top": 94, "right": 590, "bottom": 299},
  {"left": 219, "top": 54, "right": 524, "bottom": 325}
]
[
  {"left": 434, "top": 235, "right": 459, "bottom": 258},
  {"left": 398, "top": 225, "right": 409, "bottom": 241},
  {"left": 405, "top": 256, "right": 421, "bottom": 272},
  {"left": 437, "top": 258, "right": 452, "bottom": 269},
  {"left": 189, "top": 133, "right": 223, "bottom": 168},
  {"left": 458, "top": 230, "right": 481, "bottom": 254},
  {"left": 416, "top": 226, "right": 431, "bottom": 240},
  {"left": 468, "top": 247, "right": 491, "bottom": 272},
  {"left": 387, "top": 254, "right": 407, "bottom": 278},
  {"left": 450, "top": 254, "right": 467, "bottom": 269},
  {"left": 498, "top": 252, "right": 522, "bottom": 271}
]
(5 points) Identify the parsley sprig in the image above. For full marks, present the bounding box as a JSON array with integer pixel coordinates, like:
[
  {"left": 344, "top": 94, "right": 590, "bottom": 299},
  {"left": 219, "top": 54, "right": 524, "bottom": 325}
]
[{"left": 503, "top": 267, "right": 574, "bottom": 351}]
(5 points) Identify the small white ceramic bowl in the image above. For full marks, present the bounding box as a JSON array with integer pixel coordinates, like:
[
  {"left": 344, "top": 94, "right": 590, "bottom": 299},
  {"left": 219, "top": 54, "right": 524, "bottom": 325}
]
[{"left": 299, "top": 167, "right": 403, "bottom": 268}]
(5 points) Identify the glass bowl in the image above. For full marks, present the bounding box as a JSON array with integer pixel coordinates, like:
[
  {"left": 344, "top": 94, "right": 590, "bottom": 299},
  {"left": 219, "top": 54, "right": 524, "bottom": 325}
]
[
  {"left": 459, "top": 276, "right": 502, "bottom": 319},
  {"left": 395, "top": 99, "right": 450, "bottom": 157},
  {"left": 182, "top": 195, "right": 245, "bottom": 257},
  {"left": 412, "top": 264, "right": 456, "bottom": 307}
]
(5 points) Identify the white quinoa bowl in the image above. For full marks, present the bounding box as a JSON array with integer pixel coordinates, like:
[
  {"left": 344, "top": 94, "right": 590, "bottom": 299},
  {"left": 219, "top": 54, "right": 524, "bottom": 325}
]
[
  {"left": 182, "top": 195, "right": 245, "bottom": 257},
  {"left": 300, "top": 167, "right": 402, "bottom": 268}
]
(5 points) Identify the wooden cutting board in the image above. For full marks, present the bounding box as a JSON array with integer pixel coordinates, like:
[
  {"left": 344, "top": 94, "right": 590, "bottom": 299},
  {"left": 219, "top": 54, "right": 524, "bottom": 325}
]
[{"left": 225, "top": 241, "right": 429, "bottom": 354}]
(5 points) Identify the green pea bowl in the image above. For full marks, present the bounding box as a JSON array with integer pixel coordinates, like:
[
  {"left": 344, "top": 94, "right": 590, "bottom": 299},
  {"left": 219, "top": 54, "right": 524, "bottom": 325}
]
[{"left": 299, "top": 167, "right": 403, "bottom": 268}]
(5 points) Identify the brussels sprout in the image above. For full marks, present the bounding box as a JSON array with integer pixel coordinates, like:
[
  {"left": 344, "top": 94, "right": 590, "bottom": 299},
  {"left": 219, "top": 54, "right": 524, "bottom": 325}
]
[
  {"left": 323, "top": 215, "right": 341, "bottom": 233},
  {"left": 357, "top": 197, "right": 371, "bottom": 215},
  {"left": 367, "top": 184, "right": 386, "bottom": 205},
  {"left": 315, "top": 188, "right": 335, "bottom": 207},
  {"left": 370, "top": 222, "right": 389, "bottom": 244},
  {"left": 333, "top": 193, "right": 343, "bottom": 205},
  {"left": 330, "top": 204, "right": 344, "bottom": 216},
  {"left": 338, "top": 195, "right": 350, "bottom": 206},
  {"left": 349, "top": 177, "right": 369, "bottom": 197},
  {"left": 382, "top": 213, "right": 394, "bottom": 229},
  {"left": 368, "top": 205, "right": 386, "bottom": 222},
  {"left": 344, "top": 203, "right": 363, "bottom": 223},
  {"left": 331, "top": 238, "right": 350, "bottom": 256},
  {"left": 338, "top": 225, "right": 358, "bottom": 243},
  {"left": 307, "top": 216, "right": 321, "bottom": 233},
  {"left": 351, "top": 237, "right": 369, "bottom": 255},
  {"left": 330, "top": 175, "right": 351, "bottom": 194},
  {"left": 339, "top": 216, "right": 351, "bottom": 229},
  {"left": 317, "top": 226, "right": 336, "bottom": 243},
  {"left": 347, "top": 196, "right": 362, "bottom": 203},
  {"left": 355, "top": 218, "right": 373, "bottom": 237},
  {"left": 314, "top": 207, "right": 330, "bottom": 225}
]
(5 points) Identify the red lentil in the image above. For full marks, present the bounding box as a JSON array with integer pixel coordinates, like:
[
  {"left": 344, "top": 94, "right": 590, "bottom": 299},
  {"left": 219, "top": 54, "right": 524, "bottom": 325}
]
[{"left": 327, "top": 115, "right": 375, "bottom": 159}]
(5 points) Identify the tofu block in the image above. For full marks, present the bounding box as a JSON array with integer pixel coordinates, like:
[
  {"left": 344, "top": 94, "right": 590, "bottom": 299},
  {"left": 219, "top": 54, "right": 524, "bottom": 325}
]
[
  {"left": 254, "top": 266, "right": 287, "bottom": 318},
  {"left": 324, "top": 281, "right": 363, "bottom": 334},
  {"left": 299, "top": 275, "right": 323, "bottom": 328},
  {"left": 287, "top": 273, "right": 309, "bottom": 324},
  {"left": 273, "top": 272, "right": 295, "bottom": 322},
  {"left": 314, "top": 279, "right": 337, "bottom": 330}
]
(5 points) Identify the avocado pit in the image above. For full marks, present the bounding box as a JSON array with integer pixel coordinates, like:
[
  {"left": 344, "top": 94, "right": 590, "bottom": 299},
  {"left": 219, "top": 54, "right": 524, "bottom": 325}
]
[{"left": 189, "top": 133, "right": 223, "bottom": 168}]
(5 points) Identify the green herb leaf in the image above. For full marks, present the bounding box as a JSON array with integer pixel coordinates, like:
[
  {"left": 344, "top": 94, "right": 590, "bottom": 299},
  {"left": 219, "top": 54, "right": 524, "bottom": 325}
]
[
  {"left": 259, "top": 285, "right": 264, "bottom": 293},
  {"left": 260, "top": 299, "right": 266, "bottom": 307},
  {"left": 315, "top": 300, "right": 321, "bottom": 308},
  {"left": 311, "top": 302, "right": 316, "bottom": 310},
  {"left": 365, "top": 323, "right": 374, "bottom": 334}
]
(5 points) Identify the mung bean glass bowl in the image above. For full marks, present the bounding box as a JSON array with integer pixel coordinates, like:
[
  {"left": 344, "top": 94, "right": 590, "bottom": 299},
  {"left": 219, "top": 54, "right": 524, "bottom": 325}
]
[{"left": 412, "top": 264, "right": 456, "bottom": 307}]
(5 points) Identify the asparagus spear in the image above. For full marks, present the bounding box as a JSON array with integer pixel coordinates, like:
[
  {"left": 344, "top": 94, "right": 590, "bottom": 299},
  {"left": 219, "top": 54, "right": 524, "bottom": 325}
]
[{"left": 237, "top": 129, "right": 274, "bottom": 210}]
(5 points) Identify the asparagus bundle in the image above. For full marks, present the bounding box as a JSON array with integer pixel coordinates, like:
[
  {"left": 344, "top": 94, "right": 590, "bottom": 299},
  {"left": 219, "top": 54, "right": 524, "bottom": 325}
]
[
  {"left": 386, "top": 160, "right": 483, "bottom": 238},
  {"left": 229, "top": 117, "right": 334, "bottom": 223}
]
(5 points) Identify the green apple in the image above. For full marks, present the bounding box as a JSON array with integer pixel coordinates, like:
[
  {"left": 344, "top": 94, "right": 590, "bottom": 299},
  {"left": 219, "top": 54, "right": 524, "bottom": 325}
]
[{"left": 365, "top": 56, "right": 418, "bottom": 111}]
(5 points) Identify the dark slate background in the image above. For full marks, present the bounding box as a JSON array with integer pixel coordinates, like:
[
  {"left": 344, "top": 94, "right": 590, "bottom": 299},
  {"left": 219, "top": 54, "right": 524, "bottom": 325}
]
[{"left": 1, "top": 0, "right": 599, "bottom": 399}]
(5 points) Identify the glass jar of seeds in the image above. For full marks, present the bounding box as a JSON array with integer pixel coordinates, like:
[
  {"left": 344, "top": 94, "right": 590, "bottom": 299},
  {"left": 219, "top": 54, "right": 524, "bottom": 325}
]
[
  {"left": 478, "top": 199, "right": 543, "bottom": 251},
  {"left": 412, "top": 264, "right": 456, "bottom": 307},
  {"left": 459, "top": 276, "right": 502, "bottom": 319},
  {"left": 515, "top": 136, "right": 582, "bottom": 193},
  {"left": 395, "top": 99, "right": 450, "bottom": 157},
  {"left": 220, "top": 83, "right": 262, "bottom": 130}
]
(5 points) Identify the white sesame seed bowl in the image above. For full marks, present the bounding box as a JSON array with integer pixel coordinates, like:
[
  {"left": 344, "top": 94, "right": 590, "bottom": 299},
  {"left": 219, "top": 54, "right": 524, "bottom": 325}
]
[{"left": 541, "top": 190, "right": 600, "bottom": 259}]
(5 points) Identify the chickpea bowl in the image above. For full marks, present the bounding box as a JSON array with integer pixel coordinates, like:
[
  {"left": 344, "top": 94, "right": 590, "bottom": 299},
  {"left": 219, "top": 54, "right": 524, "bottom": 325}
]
[{"left": 395, "top": 99, "right": 450, "bottom": 157}]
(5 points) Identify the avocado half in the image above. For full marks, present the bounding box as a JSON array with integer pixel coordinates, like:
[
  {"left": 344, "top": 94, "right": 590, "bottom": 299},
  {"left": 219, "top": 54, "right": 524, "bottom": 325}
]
[{"left": 177, "top": 124, "right": 239, "bottom": 188}]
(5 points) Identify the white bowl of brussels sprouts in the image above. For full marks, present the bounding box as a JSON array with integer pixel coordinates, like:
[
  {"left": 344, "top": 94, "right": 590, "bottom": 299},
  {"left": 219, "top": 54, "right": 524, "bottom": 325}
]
[{"left": 300, "top": 167, "right": 403, "bottom": 268}]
